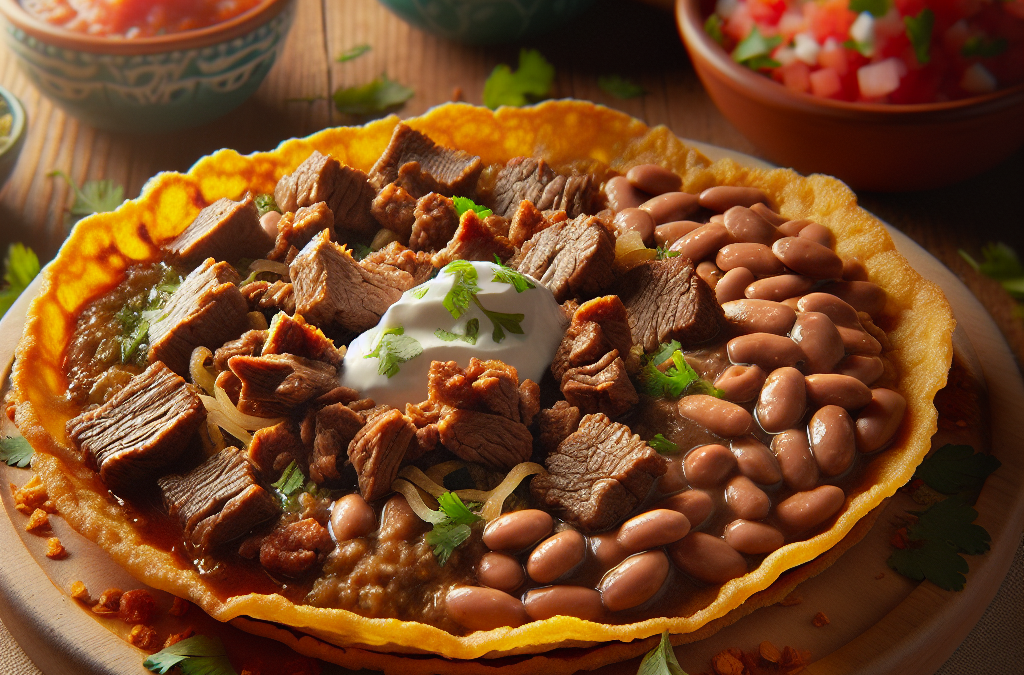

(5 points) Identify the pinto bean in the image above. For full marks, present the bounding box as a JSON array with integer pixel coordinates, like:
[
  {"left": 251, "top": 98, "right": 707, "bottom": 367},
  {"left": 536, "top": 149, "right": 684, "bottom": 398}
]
[
  {"left": 527, "top": 530, "right": 587, "bottom": 583},
  {"left": 684, "top": 444, "right": 737, "bottom": 488},
  {"left": 731, "top": 436, "right": 783, "bottom": 485},
  {"left": 678, "top": 395, "right": 753, "bottom": 437},
  {"left": 772, "top": 237, "right": 843, "bottom": 280},
  {"left": 617, "top": 509, "right": 691, "bottom": 553},
  {"left": 379, "top": 495, "right": 428, "bottom": 543},
  {"left": 446, "top": 586, "right": 529, "bottom": 631},
  {"left": 716, "top": 267, "right": 756, "bottom": 304},
  {"left": 835, "top": 355, "right": 885, "bottom": 385},
  {"left": 699, "top": 186, "right": 769, "bottom": 212},
  {"left": 599, "top": 551, "right": 670, "bottom": 612},
  {"left": 696, "top": 260, "right": 724, "bottom": 289},
  {"left": 723, "top": 519, "right": 785, "bottom": 555},
  {"left": 776, "top": 218, "right": 814, "bottom": 237},
  {"left": 669, "top": 222, "right": 732, "bottom": 262},
  {"left": 668, "top": 532, "right": 748, "bottom": 584},
  {"left": 656, "top": 490, "right": 714, "bottom": 529},
  {"left": 750, "top": 202, "right": 787, "bottom": 227},
  {"left": 775, "top": 485, "right": 845, "bottom": 534},
  {"left": 627, "top": 164, "right": 683, "bottom": 195},
  {"left": 808, "top": 405, "right": 856, "bottom": 476},
  {"left": 483, "top": 509, "right": 553, "bottom": 552},
  {"left": 723, "top": 205, "right": 778, "bottom": 244},
  {"left": 756, "top": 367, "right": 807, "bottom": 433},
  {"left": 855, "top": 388, "right": 907, "bottom": 452},
  {"left": 613, "top": 208, "right": 656, "bottom": 242},
  {"left": 720, "top": 299, "right": 798, "bottom": 335},
  {"left": 709, "top": 213, "right": 725, "bottom": 223},
  {"left": 791, "top": 311, "right": 845, "bottom": 374},
  {"left": 837, "top": 325, "right": 883, "bottom": 355},
  {"left": 842, "top": 258, "right": 869, "bottom": 281},
  {"left": 330, "top": 493, "right": 376, "bottom": 542},
  {"left": 805, "top": 374, "right": 872, "bottom": 409},
  {"left": 797, "top": 292, "right": 860, "bottom": 327},
  {"left": 717, "top": 243, "right": 785, "bottom": 276},
  {"left": 477, "top": 552, "right": 525, "bottom": 593},
  {"left": 797, "top": 222, "right": 834, "bottom": 248},
  {"left": 654, "top": 220, "right": 703, "bottom": 247},
  {"left": 524, "top": 586, "right": 605, "bottom": 622},
  {"left": 819, "top": 280, "right": 887, "bottom": 317},
  {"left": 641, "top": 192, "right": 701, "bottom": 224},
  {"left": 714, "top": 364, "right": 767, "bottom": 403},
  {"left": 591, "top": 531, "right": 629, "bottom": 570},
  {"left": 260, "top": 210, "right": 282, "bottom": 239},
  {"left": 745, "top": 274, "right": 815, "bottom": 302},
  {"left": 771, "top": 429, "right": 819, "bottom": 491},
  {"left": 604, "top": 175, "right": 646, "bottom": 211},
  {"left": 727, "top": 333, "right": 806, "bottom": 371},
  {"left": 725, "top": 475, "right": 771, "bottom": 520}
]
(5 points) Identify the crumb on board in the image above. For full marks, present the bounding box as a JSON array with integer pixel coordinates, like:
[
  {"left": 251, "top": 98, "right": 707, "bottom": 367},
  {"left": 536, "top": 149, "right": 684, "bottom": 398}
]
[
  {"left": 13, "top": 475, "right": 54, "bottom": 515},
  {"left": 779, "top": 593, "right": 802, "bottom": 606},
  {"left": 70, "top": 580, "right": 89, "bottom": 601},
  {"left": 25, "top": 507, "right": 49, "bottom": 532},
  {"left": 119, "top": 589, "right": 156, "bottom": 624},
  {"left": 712, "top": 649, "right": 745, "bottom": 675},
  {"left": 45, "top": 536, "right": 67, "bottom": 559},
  {"left": 875, "top": 572, "right": 886, "bottom": 580},
  {"left": 812, "top": 611, "right": 831, "bottom": 627},
  {"left": 451, "top": 87, "right": 464, "bottom": 102},
  {"left": 169, "top": 596, "right": 190, "bottom": 617},
  {"left": 759, "top": 640, "right": 782, "bottom": 663},
  {"left": 163, "top": 627, "right": 195, "bottom": 649},
  {"left": 705, "top": 643, "right": 812, "bottom": 675},
  {"left": 91, "top": 588, "right": 123, "bottom": 615},
  {"left": 128, "top": 624, "right": 160, "bottom": 651}
]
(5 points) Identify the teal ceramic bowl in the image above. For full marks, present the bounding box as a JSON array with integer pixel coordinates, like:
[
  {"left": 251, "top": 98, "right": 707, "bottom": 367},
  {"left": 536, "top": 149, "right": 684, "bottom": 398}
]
[
  {"left": 0, "top": 0, "right": 295, "bottom": 134},
  {"left": 0, "top": 84, "right": 26, "bottom": 188},
  {"left": 378, "top": 0, "right": 597, "bottom": 44}
]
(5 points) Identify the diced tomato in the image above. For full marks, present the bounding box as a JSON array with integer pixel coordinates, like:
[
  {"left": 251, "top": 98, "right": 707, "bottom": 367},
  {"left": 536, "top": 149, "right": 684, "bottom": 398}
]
[
  {"left": 890, "top": 62, "right": 942, "bottom": 102},
  {"left": 810, "top": 67, "right": 844, "bottom": 97},
  {"left": 724, "top": 3, "right": 755, "bottom": 41},
  {"left": 776, "top": 60, "right": 813, "bottom": 93},
  {"left": 818, "top": 39, "right": 849, "bottom": 75},
  {"left": 748, "top": 0, "right": 788, "bottom": 25},
  {"left": 894, "top": 0, "right": 927, "bottom": 18},
  {"left": 804, "top": 0, "right": 856, "bottom": 43}
]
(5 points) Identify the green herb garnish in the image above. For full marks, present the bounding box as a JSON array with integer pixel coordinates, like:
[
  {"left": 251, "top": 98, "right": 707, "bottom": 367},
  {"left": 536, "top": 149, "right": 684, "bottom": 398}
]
[
  {"left": 271, "top": 461, "right": 306, "bottom": 499},
  {"left": 904, "top": 8, "right": 934, "bottom": 65},
  {"left": 426, "top": 492, "right": 482, "bottom": 565},
  {"left": 491, "top": 256, "right": 535, "bottom": 292},
  {"left": 637, "top": 631, "right": 687, "bottom": 675},
  {"left": 704, "top": 14, "right": 725, "bottom": 45},
  {"left": 410, "top": 286, "right": 429, "bottom": 299},
  {"left": 337, "top": 43, "right": 371, "bottom": 62},
  {"left": 435, "top": 318, "right": 480, "bottom": 345},
  {"left": 365, "top": 327, "right": 423, "bottom": 377},
  {"left": 115, "top": 266, "right": 181, "bottom": 365},
  {"left": 48, "top": 170, "right": 125, "bottom": 232},
  {"left": 437, "top": 492, "right": 482, "bottom": 525},
  {"left": 655, "top": 245, "right": 680, "bottom": 260},
  {"left": 453, "top": 196, "right": 493, "bottom": 219},
  {"left": 648, "top": 434, "right": 679, "bottom": 455},
  {"left": 639, "top": 346, "right": 724, "bottom": 399},
  {"left": 0, "top": 243, "right": 40, "bottom": 317},
  {"left": 333, "top": 75, "right": 414, "bottom": 117},
  {"left": 479, "top": 305, "right": 526, "bottom": 342},
  {"left": 254, "top": 193, "right": 279, "bottom": 216},
  {"left": 843, "top": 38, "right": 874, "bottom": 57},
  {"left": 961, "top": 36, "right": 1008, "bottom": 59},
  {"left": 914, "top": 444, "right": 1001, "bottom": 499},
  {"left": 0, "top": 436, "right": 33, "bottom": 468},
  {"left": 441, "top": 260, "right": 481, "bottom": 320},
  {"left": 483, "top": 49, "right": 555, "bottom": 109},
  {"left": 598, "top": 75, "right": 647, "bottom": 99},
  {"left": 351, "top": 243, "right": 373, "bottom": 261},
  {"left": 959, "top": 242, "right": 1024, "bottom": 300},
  {"left": 849, "top": 0, "right": 889, "bottom": 17},
  {"left": 143, "top": 635, "right": 237, "bottom": 675},
  {"left": 732, "top": 26, "right": 782, "bottom": 69}
]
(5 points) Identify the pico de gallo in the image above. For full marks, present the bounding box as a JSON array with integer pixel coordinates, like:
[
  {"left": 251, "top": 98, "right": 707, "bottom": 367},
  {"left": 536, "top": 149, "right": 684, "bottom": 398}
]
[
  {"left": 704, "top": 0, "right": 1024, "bottom": 103},
  {"left": 20, "top": 0, "right": 263, "bottom": 38}
]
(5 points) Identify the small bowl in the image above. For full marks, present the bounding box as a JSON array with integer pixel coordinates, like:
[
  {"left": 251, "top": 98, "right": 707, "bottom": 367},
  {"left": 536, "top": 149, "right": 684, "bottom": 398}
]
[
  {"left": 0, "top": 0, "right": 296, "bottom": 134},
  {"left": 676, "top": 0, "right": 1024, "bottom": 192},
  {"left": 0, "top": 84, "right": 26, "bottom": 188},
  {"left": 377, "top": 0, "right": 597, "bottom": 44}
]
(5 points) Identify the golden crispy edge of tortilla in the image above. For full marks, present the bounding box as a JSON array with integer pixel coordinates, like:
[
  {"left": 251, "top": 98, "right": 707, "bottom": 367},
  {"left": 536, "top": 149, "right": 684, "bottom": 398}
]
[{"left": 11, "top": 101, "right": 954, "bottom": 660}]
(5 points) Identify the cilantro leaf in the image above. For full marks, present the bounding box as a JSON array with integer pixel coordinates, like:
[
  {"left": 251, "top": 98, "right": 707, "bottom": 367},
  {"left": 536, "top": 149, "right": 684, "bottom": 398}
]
[
  {"left": 436, "top": 492, "right": 482, "bottom": 526},
  {"left": 453, "top": 196, "right": 493, "bottom": 219},
  {"left": 477, "top": 303, "right": 525, "bottom": 343},
  {"left": 143, "top": 635, "right": 237, "bottom": 675},
  {"left": 961, "top": 36, "right": 1008, "bottom": 59},
  {"left": 483, "top": 49, "right": 555, "bottom": 109},
  {"left": 435, "top": 318, "right": 480, "bottom": 344},
  {"left": 254, "top": 193, "right": 279, "bottom": 216},
  {"left": 655, "top": 245, "right": 680, "bottom": 260},
  {"left": 442, "top": 260, "right": 481, "bottom": 319},
  {"left": 351, "top": 243, "right": 372, "bottom": 261},
  {"left": 648, "top": 434, "right": 679, "bottom": 455},
  {"left": 48, "top": 170, "right": 124, "bottom": 231},
  {"left": 365, "top": 327, "right": 423, "bottom": 378},
  {"left": 0, "top": 243, "right": 41, "bottom": 317},
  {"left": 333, "top": 75, "right": 414, "bottom": 117},
  {"left": 491, "top": 257, "right": 535, "bottom": 292},
  {"left": 888, "top": 538, "right": 970, "bottom": 591},
  {"left": 904, "top": 9, "right": 934, "bottom": 65},
  {"left": 651, "top": 340, "right": 682, "bottom": 367},
  {"left": 598, "top": 75, "right": 647, "bottom": 99},
  {"left": 639, "top": 348, "right": 724, "bottom": 399},
  {"left": 337, "top": 43, "right": 371, "bottom": 62},
  {"left": 732, "top": 26, "right": 782, "bottom": 66},
  {"left": 704, "top": 14, "right": 724, "bottom": 45},
  {"left": 271, "top": 461, "right": 306, "bottom": 498},
  {"left": 0, "top": 436, "right": 33, "bottom": 468},
  {"left": 849, "top": 0, "right": 889, "bottom": 17},
  {"left": 410, "top": 286, "right": 429, "bottom": 299},
  {"left": 425, "top": 522, "right": 472, "bottom": 566},
  {"left": 638, "top": 631, "right": 687, "bottom": 675},
  {"left": 959, "top": 242, "right": 1024, "bottom": 300},
  {"left": 909, "top": 496, "right": 991, "bottom": 555},
  {"left": 843, "top": 38, "right": 874, "bottom": 57},
  {"left": 914, "top": 444, "right": 1001, "bottom": 497}
]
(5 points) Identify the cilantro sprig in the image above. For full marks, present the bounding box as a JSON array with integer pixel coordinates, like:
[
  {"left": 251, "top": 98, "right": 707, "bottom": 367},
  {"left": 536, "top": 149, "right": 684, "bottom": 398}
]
[
  {"left": 732, "top": 26, "right": 781, "bottom": 71},
  {"left": 336, "top": 43, "right": 371, "bottom": 63},
  {"left": 425, "top": 492, "right": 482, "bottom": 566},
  {"left": 143, "top": 635, "right": 237, "bottom": 675},
  {"left": 648, "top": 434, "right": 679, "bottom": 455},
  {"left": 436, "top": 318, "right": 480, "bottom": 345},
  {"left": 440, "top": 261, "right": 528, "bottom": 343},
  {"left": 0, "top": 436, "right": 33, "bottom": 468},
  {"left": 254, "top": 193, "right": 279, "bottom": 216},
  {"left": 333, "top": 75, "right": 414, "bottom": 117},
  {"left": 483, "top": 49, "right": 555, "bottom": 109},
  {"left": 115, "top": 265, "right": 181, "bottom": 365},
  {"left": 271, "top": 461, "right": 331, "bottom": 510},
  {"left": 638, "top": 631, "right": 687, "bottom": 675},
  {"left": 48, "top": 170, "right": 125, "bottom": 232},
  {"left": 491, "top": 255, "right": 535, "bottom": 292},
  {"left": 0, "top": 243, "right": 41, "bottom": 317},
  {"left": 453, "top": 196, "right": 492, "bottom": 219},
  {"left": 959, "top": 242, "right": 1024, "bottom": 303},
  {"left": 598, "top": 75, "right": 647, "bottom": 99},
  {"left": 704, "top": 15, "right": 724, "bottom": 45},
  {"left": 913, "top": 444, "right": 1001, "bottom": 499},
  {"left": 365, "top": 327, "right": 423, "bottom": 378},
  {"left": 638, "top": 342, "right": 724, "bottom": 399},
  {"left": 903, "top": 9, "right": 934, "bottom": 65}
]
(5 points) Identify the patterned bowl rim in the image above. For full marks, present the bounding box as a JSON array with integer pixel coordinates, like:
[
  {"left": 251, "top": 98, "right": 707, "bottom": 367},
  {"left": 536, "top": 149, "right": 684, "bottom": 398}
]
[
  {"left": 0, "top": 0, "right": 294, "bottom": 55},
  {"left": 0, "top": 83, "right": 25, "bottom": 157}
]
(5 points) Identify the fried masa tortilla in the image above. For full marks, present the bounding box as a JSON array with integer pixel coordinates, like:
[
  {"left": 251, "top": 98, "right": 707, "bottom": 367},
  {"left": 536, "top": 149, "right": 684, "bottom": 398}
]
[{"left": 11, "top": 101, "right": 954, "bottom": 666}]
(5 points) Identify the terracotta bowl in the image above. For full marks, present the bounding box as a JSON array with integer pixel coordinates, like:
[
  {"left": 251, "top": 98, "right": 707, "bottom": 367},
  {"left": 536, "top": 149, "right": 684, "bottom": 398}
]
[
  {"left": 675, "top": 0, "right": 1024, "bottom": 192},
  {"left": 0, "top": 0, "right": 296, "bottom": 133},
  {"left": 0, "top": 84, "right": 26, "bottom": 188}
]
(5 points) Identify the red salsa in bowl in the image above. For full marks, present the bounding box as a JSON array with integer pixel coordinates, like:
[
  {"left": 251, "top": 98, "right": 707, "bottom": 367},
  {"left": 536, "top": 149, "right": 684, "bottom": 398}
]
[{"left": 20, "top": 0, "right": 263, "bottom": 38}]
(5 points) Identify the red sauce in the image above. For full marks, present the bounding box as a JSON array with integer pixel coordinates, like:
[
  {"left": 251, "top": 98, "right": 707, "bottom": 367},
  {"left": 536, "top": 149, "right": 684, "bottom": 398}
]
[{"left": 21, "top": 0, "right": 263, "bottom": 38}]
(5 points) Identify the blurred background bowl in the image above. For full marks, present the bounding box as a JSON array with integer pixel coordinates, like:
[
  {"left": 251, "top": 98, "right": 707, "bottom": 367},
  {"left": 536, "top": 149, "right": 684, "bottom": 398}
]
[
  {"left": 0, "top": 0, "right": 296, "bottom": 134},
  {"left": 0, "top": 83, "right": 25, "bottom": 188},
  {"left": 676, "top": 0, "right": 1024, "bottom": 192},
  {"left": 377, "top": 0, "right": 597, "bottom": 44}
]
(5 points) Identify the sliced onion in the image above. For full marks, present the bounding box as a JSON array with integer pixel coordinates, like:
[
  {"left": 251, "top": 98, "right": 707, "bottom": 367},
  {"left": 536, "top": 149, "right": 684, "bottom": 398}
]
[
  {"left": 248, "top": 259, "right": 290, "bottom": 277},
  {"left": 399, "top": 466, "right": 447, "bottom": 498},
  {"left": 212, "top": 384, "right": 283, "bottom": 430},
  {"left": 390, "top": 479, "right": 446, "bottom": 524},
  {"left": 207, "top": 410, "right": 253, "bottom": 447},
  {"left": 189, "top": 347, "right": 215, "bottom": 395},
  {"left": 424, "top": 460, "right": 465, "bottom": 484},
  {"left": 248, "top": 311, "right": 269, "bottom": 330},
  {"left": 481, "top": 462, "right": 546, "bottom": 522}
]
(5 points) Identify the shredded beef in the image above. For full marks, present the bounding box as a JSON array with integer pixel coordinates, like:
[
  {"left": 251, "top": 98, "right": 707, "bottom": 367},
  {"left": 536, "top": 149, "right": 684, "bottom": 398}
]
[
  {"left": 260, "top": 518, "right": 334, "bottom": 577},
  {"left": 371, "top": 183, "right": 417, "bottom": 242},
  {"left": 430, "top": 210, "right": 515, "bottom": 268},
  {"left": 561, "top": 350, "right": 638, "bottom": 418},
  {"left": 536, "top": 401, "right": 582, "bottom": 455},
  {"left": 263, "top": 312, "right": 343, "bottom": 367},
  {"left": 229, "top": 353, "right": 337, "bottom": 417},
  {"left": 268, "top": 202, "right": 335, "bottom": 261},
  {"left": 274, "top": 151, "right": 376, "bottom": 238},
  {"left": 311, "top": 402, "right": 365, "bottom": 484},
  {"left": 369, "top": 123, "right": 482, "bottom": 198},
  {"left": 531, "top": 413, "right": 666, "bottom": 533},
  {"left": 491, "top": 157, "right": 596, "bottom": 219},
  {"left": 248, "top": 421, "right": 308, "bottom": 479},
  {"left": 508, "top": 214, "right": 616, "bottom": 303},
  {"left": 348, "top": 408, "right": 416, "bottom": 501},
  {"left": 409, "top": 192, "right": 459, "bottom": 253},
  {"left": 66, "top": 362, "right": 205, "bottom": 493},
  {"left": 437, "top": 409, "right": 533, "bottom": 470},
  {"left": 165, "top": 195, "right": 274, "bottom": 266}
]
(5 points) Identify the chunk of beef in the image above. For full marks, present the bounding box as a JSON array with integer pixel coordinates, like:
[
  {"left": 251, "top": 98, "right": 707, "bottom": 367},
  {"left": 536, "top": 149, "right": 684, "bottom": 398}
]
[
  {"left": 491, "top": 157, "right": 596, "bottom": 219},
  {"left": 361, "top": 241, "right": 435, "bottom": 286},
  {"left": 275, "top": 151, "right": 377, "bottom": 238},
  {"left": 260, "top": 518, "right": 334, "bottom": 577},
  {"left": 371, "top": 183, "right": 417, "bottom": 243},
  {"left": 612, "top": 255, "right": 724, "bottom": 353},
  {"left": 311, "top": 402, "right": 365, "bottom": 484},
  {"left": 508, "top": 214, "right": 616, "bottom": 303},
  {"left": 290, "top": 231, "right": 416, "bottom": 334},
  {"left": 508, "top": 200, "right": 564, "bottom": 248},
  {"left": 213, "top": 330, "right": 267, "bottom": 371},
  {"left": 229, "top": 354, "right": 337, "bottom": 417},
  {"left": 165, "top": 195, "right": 274, "bottom": 266},
  {"left": 369, "top": 123, "right": 483, "bottom": 198},
  {"left": 430, "top": 211, "right": 515, "bottom": 268},
  {"left": 240, "top": 280, "right": 296, "bottom": 315},
  {"left": 551, "top": 295, "right": 635, "bottom": 381},
  {"left": 248, "top": 421, "right": 307, "bottom": 479},
  {"left": 348, "top": 408, "right": 415, "bottom": 501},
  {"left": 159, "top": 447, "right": 280, "bottom": 555},
  {"left": 409, "top": 192, "right": 459, "bottom": 253},
  {"left": 437, "top": 409, "right": 532, "bottom": 471},
  {"left": 518, "top": 379, "right": 540, "bottom": 426},
  {"left": 535, "top": 401, "right": 581, "bottom": 455},
  {"left": 263, "top": 312, "right": 343, "bottom": 367},
  {"left": 425, "top": 359, "right": 524, "bottom": 420},
  {"left": 67, "top": 362, "right": 205, "bottom": 493},
  {"left": 148, "top": 259, "right": 250, "bottom": 376},
  {"left": 561, "top": 350, "right": 639, "bottom": 418},
  {"left": 268, "top": 202, "right": 335, "bottom": 262},
  {"left": 531, "top": 413, "right": 666, "bottom": 532}
]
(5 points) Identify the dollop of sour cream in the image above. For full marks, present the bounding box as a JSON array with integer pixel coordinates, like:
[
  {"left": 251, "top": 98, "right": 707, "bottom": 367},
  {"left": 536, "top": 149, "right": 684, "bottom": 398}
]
[{"left": 340, "top": 260, "right": 568, "bottom": 409}]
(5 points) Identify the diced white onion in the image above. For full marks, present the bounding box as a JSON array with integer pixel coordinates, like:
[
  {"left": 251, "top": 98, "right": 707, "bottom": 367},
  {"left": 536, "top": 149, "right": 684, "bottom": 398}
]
[
  {"left": 207, "top": 410, "right": 253, "bottom": 447},
  {"left": 774, "top": 46, "right": 799, "bottom": 67},
  {"left": 850, "top": 12, "right": 875, "bottom": 46},
  {"left": 189, "top": 347, "right": 216, "bottom": 395},
  {"left": 390, "top": 479, "right": 446, "bottom": 524},
  {"left": 481, "top": 462, "right": 546, "bottom": 522},
  {"left": 858, "top": 58, "right": 903, "bottom": 98},
  {"left": 213, "top": 384, "right": 283, "bottom": 429},
  {"left": 960, "top": 63, "right": 997, "bottom": 95},
  {"left": 793, "top": 33, "right": 821, "bottom": 65}
]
